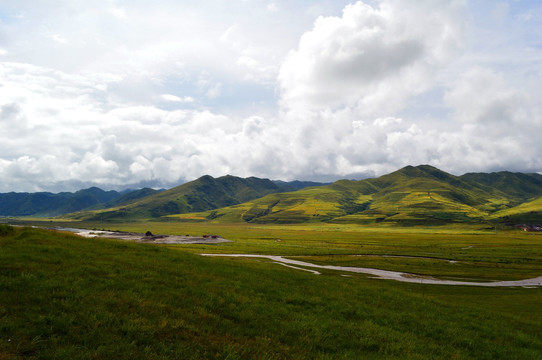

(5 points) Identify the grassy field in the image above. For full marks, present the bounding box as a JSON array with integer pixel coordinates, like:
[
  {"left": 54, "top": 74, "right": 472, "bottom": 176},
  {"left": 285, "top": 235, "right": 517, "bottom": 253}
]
[{"left": 1, "top": 222, "right": 542, "bottom": 359}]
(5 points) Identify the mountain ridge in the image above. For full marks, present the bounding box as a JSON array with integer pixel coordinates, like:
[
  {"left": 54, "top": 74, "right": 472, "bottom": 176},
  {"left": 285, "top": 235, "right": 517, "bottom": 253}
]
[
  {"left": 66, "top": 175, "right": 328, "bottom": 221},
  {"left": 4, "top": 165, "right": 542, "bottom": 225},
  {"left": 165, "top": 165, "right": 542, "bottom": 225}
]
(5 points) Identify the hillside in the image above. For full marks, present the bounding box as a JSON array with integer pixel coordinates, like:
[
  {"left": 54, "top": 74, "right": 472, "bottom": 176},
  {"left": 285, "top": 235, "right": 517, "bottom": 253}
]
[
  {"left": 170, "top": 165, "right": 542, "bottom": 225},
  {"left": 273, "top": 180, "right": 331, "bottom": 191},
  {"left": 68, "top": 175, "right": 289, "bottom": 221},
  {"left": 0, "top": 187, "right": 161, "bottom": 217},
  {"left": 489, "top": 196, "right": 542, "bottom": 223},
  {"left": 460, "top": 171, "right": 542, "bottom": 200},
  {"left": 0, "top": 187, "right": 119, "bottom": 217}
]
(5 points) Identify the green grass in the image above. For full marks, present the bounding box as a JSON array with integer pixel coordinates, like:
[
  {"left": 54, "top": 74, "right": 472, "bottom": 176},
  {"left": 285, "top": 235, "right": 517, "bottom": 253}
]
[
  {"left": 490, "top": 196, "right": 542, "bottom": 223},
  {"left": 1, "top": 224, "right": 542, "bottom": 359}
]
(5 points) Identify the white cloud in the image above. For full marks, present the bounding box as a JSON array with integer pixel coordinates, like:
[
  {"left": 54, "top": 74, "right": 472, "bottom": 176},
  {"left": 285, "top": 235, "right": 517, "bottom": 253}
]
[
  {"left": 161, "top": 94, "right": 195, "bottom": 103},
  {"left": 236, "top": 55, "right": 278, "bottom": 83},
  {"left": 445, "top": 67, "right": 526, "bottom": 125},
  {"left": 278, "top": 0, "right": 465, "bottom": 112},
  {"left": 373, "top": 117, "right": 402, "bottom": 128},
  {"left": 1, "top": 0, "right": 542, "bottom": 192}
]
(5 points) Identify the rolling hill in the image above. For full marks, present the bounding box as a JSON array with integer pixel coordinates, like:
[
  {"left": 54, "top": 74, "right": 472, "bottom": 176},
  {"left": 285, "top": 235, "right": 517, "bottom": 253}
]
[
  {"left": 68, "top": 175, "right": 292, "bottom": 221},
  {"left": 168, "top": 165, "right": 542, "bottom": 225}
]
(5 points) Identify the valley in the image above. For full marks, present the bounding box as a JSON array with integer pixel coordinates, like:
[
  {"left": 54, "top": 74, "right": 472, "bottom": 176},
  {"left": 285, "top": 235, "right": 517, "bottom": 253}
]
[{"left": 2, "top": 165, "right": 542, "bottom": 359}]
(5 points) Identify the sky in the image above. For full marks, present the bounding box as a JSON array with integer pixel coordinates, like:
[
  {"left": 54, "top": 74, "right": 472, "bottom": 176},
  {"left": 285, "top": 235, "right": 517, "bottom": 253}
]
[{"left": 1, "top": 0, "right": 542, "bottom": 192}]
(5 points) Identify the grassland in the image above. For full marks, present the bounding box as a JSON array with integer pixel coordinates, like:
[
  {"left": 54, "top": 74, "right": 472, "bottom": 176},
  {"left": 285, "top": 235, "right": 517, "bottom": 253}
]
[
  {"left": 2, "top": 221, "right": 542, "bottom": 359},
  {"left": 491, "top": 196, "right": 542, "bottom": 222}
]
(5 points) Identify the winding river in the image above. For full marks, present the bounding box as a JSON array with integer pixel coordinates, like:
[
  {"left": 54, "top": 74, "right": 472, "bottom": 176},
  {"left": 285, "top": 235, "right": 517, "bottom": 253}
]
[{"left": 201, "top": 254, "right": 542, "bottom": 287}]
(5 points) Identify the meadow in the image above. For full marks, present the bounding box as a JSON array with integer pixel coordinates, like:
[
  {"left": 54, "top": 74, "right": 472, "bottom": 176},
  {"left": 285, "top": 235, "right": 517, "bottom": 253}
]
[{"left": 1, "top": 221, "right": 542, "bottom": 359}]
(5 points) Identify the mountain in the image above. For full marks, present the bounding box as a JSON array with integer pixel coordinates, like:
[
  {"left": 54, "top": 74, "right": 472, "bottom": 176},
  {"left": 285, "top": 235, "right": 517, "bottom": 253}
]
[
  {"left": 168, "top": 165, "right": 542, "bottom": 225},
  {"left": 273, "top": 180, "right": 330, "bottom": 191},
  {"left": 100, "top": 188, "right": 163, "bottom": 209},
  {"left": 460, "top": 171, "right": 542, "bottom": 200},
  {"left": 490, "top": 196, "right": 542, "bottom": 223},
  {"left": 0, "top": 187, "right": 163, "bottom": 217},
  {"left": 7, "top": 166, "right": 542, "bottom": 224},
  {"left": 68, "top": 175, "right": 286, "bottom": 221},
  {"left": 0, "top": 187, "right": 120, "bottom": 216}
]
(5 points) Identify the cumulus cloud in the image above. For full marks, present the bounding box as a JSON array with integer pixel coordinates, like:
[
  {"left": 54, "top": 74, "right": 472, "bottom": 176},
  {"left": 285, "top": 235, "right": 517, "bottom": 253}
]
[
  {"left": 1, "top": 0, "right": 542, "bottom": 192},
  {"left": 0, "top": 61, "right": 288, "bottom": 191},
  {"left": 445, "top": 67, "right": 527, "bottom": 126},
  {"left": 271, "top": 0, "right": 469, "bottom": 177},
  {"left": 270, "top": 0, "right": 542, "bottom": 179},
  {"left": 279, "top": 0, "right": 465, "bottom": 112},
  {"left": 440, "top": 66, "right": 542, "bottom": 172}
]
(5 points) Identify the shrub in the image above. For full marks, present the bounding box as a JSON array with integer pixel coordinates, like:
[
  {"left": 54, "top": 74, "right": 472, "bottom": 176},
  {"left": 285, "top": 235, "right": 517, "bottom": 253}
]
[{"left": 0, "top": 223, "right": 15, "bottom": 236}]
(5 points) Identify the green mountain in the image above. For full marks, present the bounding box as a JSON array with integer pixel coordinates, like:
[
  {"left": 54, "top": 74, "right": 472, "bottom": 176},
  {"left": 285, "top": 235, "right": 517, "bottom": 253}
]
[
  {"left": 0, "top": 187, "right": 164, "bottom": 217},
  {"left": 100, "top": 188, "right": 163, "bottom": 209},
  {"left": 460, "top": 171, "right": 542, "bottom": 200},
  {"left": 489, "top": 196, "right": 542, "bottom": 223},
  {"left": 14, "top": 165, "right": 542, "bottom": 225},
  {"left": 69, "top": 175, "right": 287, "bottom": 221},
  {"left": 169, "top": 165, "right": 542, "bottom": 225},
  {"left": 0, "top": 187, "right": 121, "bottom": 217},
  {"left": 273, "top": 180, "right": 331, "bottom": 191}
]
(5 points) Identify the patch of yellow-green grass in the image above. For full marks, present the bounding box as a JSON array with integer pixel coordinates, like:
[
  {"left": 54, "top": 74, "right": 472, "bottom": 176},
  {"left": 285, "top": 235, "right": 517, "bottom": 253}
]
[
  {"left": 376, "top": 191, "right": 482, "bottom": 216},
  {"left": 478, "top": 197, "right": 514, "bottom": 213},
  {"left": 170, "top": 213, "right": 208, "bottom": 220},
  {"left": 490, "top": 196, "right": 542, "bottom": 219},
  {"left": 168, "top": 188, "right": 348, "bottom": 223},
  {"left": 65, "top": 205, "right": 126, "bottom": 220},
  {"left": 331, "top": 213, "right": 382, "bottom": 224}
]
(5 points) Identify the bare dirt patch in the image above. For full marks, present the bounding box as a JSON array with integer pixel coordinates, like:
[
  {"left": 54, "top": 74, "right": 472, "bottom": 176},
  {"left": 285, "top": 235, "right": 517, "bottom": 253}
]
[{"left": 57, "top": 228, "right": 231, "bottom": 244}]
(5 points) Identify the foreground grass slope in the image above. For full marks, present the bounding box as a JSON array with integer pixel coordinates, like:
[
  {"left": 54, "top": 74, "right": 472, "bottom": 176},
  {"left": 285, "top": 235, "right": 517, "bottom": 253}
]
[{"left": 1, "top": 225, "right": 541, "bottom": 359}]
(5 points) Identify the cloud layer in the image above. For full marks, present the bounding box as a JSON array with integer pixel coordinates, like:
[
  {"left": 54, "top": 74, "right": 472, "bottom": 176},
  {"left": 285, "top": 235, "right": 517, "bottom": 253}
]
[{"left": 0, "top": 0, "right": 541, "bottom": 191}]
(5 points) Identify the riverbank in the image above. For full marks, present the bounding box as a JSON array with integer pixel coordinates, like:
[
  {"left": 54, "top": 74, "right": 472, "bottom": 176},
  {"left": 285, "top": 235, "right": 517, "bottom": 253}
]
[
  {"left": 202, "top": 254, "right": 542, "bottom": 287},
  {"left": 53, "top": 227, "right": 231, "bottom": 244}
]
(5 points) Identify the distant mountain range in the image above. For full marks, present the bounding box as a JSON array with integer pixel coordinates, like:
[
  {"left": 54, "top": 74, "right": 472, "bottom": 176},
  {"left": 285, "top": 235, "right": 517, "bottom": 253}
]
[
  {"left": 3, "top": 165, "right": 542, "bottom": 225},
  {"left": 0, "top": 177, "right": 325, "bottom": 218},
  {"left": 0, "top": 187, "right": 163, "bottom": 217}
]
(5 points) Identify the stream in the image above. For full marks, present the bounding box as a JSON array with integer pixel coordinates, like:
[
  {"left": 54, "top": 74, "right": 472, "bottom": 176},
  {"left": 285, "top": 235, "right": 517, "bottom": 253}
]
[{"left": 201, "top": 254, "right": 542, "bottom": 287}]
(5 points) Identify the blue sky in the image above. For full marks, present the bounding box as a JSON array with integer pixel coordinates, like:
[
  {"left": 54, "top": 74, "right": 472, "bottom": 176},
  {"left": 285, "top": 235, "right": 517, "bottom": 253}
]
[{"left": 0, "top": 0, "right": 541, "bottom": 192}]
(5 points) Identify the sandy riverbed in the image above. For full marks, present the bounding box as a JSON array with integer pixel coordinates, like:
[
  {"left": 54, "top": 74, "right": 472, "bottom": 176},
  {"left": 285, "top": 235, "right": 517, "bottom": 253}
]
[
  {"left": 201, "top": 254, "right": 542, "bottom": 287},
  {"left": 57, "top": 227, "right": 231, "bottom": 244}
]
